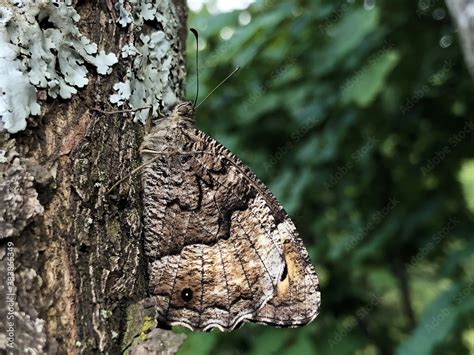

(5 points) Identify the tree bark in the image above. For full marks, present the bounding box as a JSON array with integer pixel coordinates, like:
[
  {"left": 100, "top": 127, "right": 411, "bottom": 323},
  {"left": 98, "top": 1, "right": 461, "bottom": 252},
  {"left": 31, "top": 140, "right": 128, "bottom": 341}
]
[
  {"left": 1, "top": 1, "right": 187, "bottom": 353},
  {"left": 446, "top": 0, "right": 474, "bottom": 78}
]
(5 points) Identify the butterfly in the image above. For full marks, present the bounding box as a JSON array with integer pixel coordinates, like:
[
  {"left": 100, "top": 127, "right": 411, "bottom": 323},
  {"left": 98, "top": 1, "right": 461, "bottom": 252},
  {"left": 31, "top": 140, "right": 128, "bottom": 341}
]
[{"left": 139, "top": 101, "right": 320, "bottom": 331}]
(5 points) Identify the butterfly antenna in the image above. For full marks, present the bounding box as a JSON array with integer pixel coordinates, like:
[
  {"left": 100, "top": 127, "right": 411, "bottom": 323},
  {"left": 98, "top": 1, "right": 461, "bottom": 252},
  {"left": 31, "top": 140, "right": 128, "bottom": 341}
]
[
  {"left": 195, "top": 66, "right": 240, "bottom": 109},
  {"left": 190, "top": 28, "right": 199, "bottom": 109}
]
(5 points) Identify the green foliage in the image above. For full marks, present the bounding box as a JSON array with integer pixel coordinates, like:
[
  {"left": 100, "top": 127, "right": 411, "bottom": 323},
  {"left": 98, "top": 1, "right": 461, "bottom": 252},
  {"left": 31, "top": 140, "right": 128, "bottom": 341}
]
[
  {"left": 180, "top": 0, "right": 474, "bottom": 353},
  {"left": 459, "top": 160, "right": 474, "bottom": 213},
  {"left": 341, "top": 50, "right": 400, "bottom": 107}
]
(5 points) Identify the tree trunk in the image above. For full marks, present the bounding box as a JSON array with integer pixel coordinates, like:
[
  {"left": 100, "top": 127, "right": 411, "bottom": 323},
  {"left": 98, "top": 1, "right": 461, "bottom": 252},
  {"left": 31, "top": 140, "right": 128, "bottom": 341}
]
[
  {"left": 1, "top": 1, "right": 187, "bottom": 353},
  {"left": 446, "top": 0, "right": 474, "bottom": 78}
]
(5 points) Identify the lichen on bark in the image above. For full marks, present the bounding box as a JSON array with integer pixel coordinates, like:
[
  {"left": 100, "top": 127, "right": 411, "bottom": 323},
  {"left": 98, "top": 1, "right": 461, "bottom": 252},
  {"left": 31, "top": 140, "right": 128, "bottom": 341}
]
[
  {"left": 0, "top": 137, "right": 44, "bottom": 238},
  {"left": 110, "top": 0, "right": 187, "bottom": 123},
  {"left": 0, "top": 0, "right": 118, "bottom": 133}
]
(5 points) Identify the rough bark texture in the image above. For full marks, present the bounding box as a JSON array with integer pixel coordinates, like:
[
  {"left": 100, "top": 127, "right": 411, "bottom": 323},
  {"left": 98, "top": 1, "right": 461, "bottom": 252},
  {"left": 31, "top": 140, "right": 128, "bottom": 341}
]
[
  {"left": 0, "top": 1, "right": 187, "bottom": 353},
  {"left": 446, "top": 0, "right": 474, "bottom": 77}
]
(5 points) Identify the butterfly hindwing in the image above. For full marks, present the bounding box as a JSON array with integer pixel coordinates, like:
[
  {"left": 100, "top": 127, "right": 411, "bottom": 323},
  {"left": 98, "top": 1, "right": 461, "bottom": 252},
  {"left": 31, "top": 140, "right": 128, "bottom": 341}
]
[{"left": 254, "top": 222, "right": 321, "bottom": 326}]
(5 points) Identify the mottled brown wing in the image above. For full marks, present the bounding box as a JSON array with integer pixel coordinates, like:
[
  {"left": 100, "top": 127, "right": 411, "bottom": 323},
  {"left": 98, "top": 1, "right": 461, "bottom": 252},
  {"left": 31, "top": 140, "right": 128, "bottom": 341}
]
[
  {"left": 190, "top": 130, "right": 321, "bottom": 327},
  {"left": 141, "top": 127, "right": 319, "bottom": 331},
  {"left": 254, "top": 221, "right": 321, "bottom": 326}
]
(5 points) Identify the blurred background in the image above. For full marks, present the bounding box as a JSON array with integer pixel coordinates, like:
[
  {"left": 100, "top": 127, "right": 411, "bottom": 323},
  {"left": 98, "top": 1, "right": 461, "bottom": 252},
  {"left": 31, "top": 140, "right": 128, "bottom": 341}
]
[{"left": 178, "top": 0, "right": 474, "bottom": 354}]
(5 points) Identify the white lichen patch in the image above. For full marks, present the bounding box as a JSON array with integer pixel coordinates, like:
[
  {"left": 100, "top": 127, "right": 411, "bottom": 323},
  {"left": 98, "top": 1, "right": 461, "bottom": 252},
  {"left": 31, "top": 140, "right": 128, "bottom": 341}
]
[
  {"left": 110, "top": 0, "right": 185, "bottom": 123},
  {"left": 0, "top": 1, "right": 118, "bottom": 133},
  {"left": 0, "top": 139, "right": 44, "bottom": 238}
]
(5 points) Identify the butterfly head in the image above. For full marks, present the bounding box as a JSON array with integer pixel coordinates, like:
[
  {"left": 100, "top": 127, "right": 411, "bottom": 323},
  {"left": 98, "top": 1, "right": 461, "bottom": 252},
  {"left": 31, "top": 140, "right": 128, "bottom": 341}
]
[
  {"left": 141, "top": 102, "right": 195, "bottom": 160},
  {"left": 172, "top": 102, "right": 195, "bottom": 123}
]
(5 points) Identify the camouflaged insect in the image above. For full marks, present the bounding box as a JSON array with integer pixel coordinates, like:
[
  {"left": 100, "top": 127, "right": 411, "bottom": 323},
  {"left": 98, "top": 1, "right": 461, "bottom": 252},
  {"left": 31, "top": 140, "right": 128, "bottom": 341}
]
[{"left": 140, "top": 102, "right": 321, "bottom": 331}]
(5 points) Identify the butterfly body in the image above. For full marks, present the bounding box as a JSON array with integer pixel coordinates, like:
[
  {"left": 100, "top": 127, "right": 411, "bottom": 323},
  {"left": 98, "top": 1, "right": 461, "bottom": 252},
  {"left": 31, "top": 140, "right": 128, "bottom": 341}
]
[{"left": 140, "top": 102, "right": 320, "bottom": 331}]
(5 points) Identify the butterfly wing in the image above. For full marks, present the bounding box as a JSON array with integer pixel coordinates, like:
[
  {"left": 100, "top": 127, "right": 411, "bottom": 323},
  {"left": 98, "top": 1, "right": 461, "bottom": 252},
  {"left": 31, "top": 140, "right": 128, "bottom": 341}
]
[
  {"left": 191, "top": 131, "right": 321, "bottom": 327},
  {"left": 254, "top": 221, "right": 321, "bottom": 326},
  {"left": 141, "top": 126, "right": 320, "bottom": 331}
]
